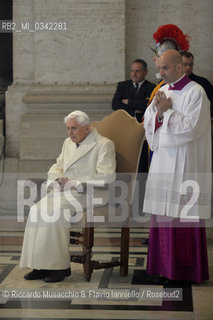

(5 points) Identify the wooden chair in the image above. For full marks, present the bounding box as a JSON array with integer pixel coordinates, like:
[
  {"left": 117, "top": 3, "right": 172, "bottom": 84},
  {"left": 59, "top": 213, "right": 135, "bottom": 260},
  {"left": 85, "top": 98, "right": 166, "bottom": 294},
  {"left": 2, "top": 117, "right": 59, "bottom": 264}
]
[{"left": 70, "top": 110, "right": 145, "bottom": 280}]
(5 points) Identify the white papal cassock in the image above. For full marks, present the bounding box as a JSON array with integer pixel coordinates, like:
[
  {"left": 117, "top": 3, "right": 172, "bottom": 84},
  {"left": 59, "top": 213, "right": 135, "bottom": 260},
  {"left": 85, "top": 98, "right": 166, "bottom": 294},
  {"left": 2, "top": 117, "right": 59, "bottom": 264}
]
[{"left": 20, "top": 128, "right": 116, "bottom": 270}]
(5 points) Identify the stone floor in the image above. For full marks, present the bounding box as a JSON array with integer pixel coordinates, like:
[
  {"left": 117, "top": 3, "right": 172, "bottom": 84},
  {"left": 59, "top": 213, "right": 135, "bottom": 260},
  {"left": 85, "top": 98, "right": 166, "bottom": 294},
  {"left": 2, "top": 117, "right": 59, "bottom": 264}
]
[{"left": 0, "top": 219, "right": 213, "bottom": 320}]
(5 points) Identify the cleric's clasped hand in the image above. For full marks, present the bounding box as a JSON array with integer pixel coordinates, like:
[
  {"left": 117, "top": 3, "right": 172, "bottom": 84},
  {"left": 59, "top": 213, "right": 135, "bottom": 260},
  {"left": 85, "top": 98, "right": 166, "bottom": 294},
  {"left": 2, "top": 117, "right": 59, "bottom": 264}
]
[{"left": 155, "top": 91, "right": 172, "bottom": 118}]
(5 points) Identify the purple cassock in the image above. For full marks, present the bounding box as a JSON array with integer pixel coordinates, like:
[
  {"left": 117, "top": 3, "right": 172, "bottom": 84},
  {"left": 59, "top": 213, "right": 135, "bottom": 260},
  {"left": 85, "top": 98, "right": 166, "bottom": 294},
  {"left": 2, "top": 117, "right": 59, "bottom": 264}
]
[{"left": 147, "top": 215, "right": 209, "bottom": 283}]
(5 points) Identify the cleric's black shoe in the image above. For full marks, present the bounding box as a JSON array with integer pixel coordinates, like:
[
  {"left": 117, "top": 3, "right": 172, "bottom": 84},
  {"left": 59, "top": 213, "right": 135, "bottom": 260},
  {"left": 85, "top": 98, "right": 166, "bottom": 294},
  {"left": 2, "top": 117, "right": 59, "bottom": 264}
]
[
  {"left": 162, "top": 277, "right": 191, "bottom": 286},
  {"left": 44, "top": 268, "right": 71, "bottom": 283},
  {"left": 24, "top": 269, "right": 50, "bottom": 280}
]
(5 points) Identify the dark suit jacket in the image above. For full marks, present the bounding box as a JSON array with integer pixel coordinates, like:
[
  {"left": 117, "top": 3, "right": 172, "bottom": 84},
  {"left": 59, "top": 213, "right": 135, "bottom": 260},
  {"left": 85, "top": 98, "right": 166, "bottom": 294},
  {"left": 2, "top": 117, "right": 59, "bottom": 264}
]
[
  {"left": 188, "top": 73, "right": 213, "bottom": 117},
  {"left": 112, "top": 79, "right": 155, "bottom": 120}
]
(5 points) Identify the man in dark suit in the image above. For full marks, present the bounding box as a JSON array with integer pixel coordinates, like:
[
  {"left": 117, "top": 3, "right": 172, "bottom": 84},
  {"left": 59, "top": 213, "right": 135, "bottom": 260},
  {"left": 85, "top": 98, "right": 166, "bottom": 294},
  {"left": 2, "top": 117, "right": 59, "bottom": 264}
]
[
  {"left": 181, "top": 51, "right": 213, "bottom": 117},
  {"left": 112, "top": 60, "right": 155, "bottom": 218},
  {"left": 112, "top": 59, "right": 155, "bottom": 122}
]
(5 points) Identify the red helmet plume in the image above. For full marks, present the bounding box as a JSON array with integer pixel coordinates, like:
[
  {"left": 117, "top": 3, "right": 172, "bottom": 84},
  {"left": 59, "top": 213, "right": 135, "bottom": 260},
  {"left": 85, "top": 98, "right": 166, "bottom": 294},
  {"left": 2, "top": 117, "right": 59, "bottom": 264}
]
[{"left": 153, "top": 24, "right": 190, "bottom": 56}]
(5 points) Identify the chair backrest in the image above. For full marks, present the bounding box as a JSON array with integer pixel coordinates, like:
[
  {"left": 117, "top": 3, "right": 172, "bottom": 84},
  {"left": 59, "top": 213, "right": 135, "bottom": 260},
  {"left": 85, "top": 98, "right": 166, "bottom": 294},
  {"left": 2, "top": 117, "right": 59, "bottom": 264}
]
[{"left": 92, "top": 110, "right": 145, "bottom": 203}]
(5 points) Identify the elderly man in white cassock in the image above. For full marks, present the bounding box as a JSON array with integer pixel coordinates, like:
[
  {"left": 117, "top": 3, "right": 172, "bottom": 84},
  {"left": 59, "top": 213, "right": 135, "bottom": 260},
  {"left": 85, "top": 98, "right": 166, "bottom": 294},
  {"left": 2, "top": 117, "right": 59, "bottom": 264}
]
[
  {"left": 20, "top": 110, "right": 116, "bottom": 282},
  {"left": 143, "top": 49, "right": 211, "bottom": 283}
]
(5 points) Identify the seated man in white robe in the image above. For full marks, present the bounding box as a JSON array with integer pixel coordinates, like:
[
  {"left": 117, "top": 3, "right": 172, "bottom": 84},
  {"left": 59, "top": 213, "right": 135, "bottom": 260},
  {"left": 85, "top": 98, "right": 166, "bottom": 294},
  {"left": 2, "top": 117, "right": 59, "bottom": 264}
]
[
  {"left": 143, "top": 50, "right": 211, "bottom": 283},
  {"left": 20, "top": 110, "right": 116, "bottom": 282}
]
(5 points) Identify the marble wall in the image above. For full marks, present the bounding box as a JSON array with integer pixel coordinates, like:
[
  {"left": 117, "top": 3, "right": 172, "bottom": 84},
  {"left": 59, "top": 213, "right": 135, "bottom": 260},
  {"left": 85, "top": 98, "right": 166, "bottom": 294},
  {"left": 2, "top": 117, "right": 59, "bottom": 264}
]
[
  {"left": 2, "top": 0, "right": 213, "bottom": 214},
  {"left": 6, "top": 0, "right": 125, "bottom": 158},
  {"left": 6, "top": 0, "right": 213, "bottom": 159},
  {"left": 13, "top": 0, "right": 125, "bottom": 85}
]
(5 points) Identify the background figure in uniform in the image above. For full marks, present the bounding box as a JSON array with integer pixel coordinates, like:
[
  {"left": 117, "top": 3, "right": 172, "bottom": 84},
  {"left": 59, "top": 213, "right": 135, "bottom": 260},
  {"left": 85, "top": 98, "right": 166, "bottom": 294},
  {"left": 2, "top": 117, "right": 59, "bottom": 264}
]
[
  {"left": 181, "top": 51, "right": 213, "bottom": 117},
  {"left": 143, "top": 49, "right": 211, "bottom": 283},
  {"left": 20, "top": 110, "right": 116, "bottom": 283},
  {"left": 148, "top": 24, "right": 190, "bottom": 105},
  {"left": 112, "top": 59, "right": 155, "bottom": 123}
]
